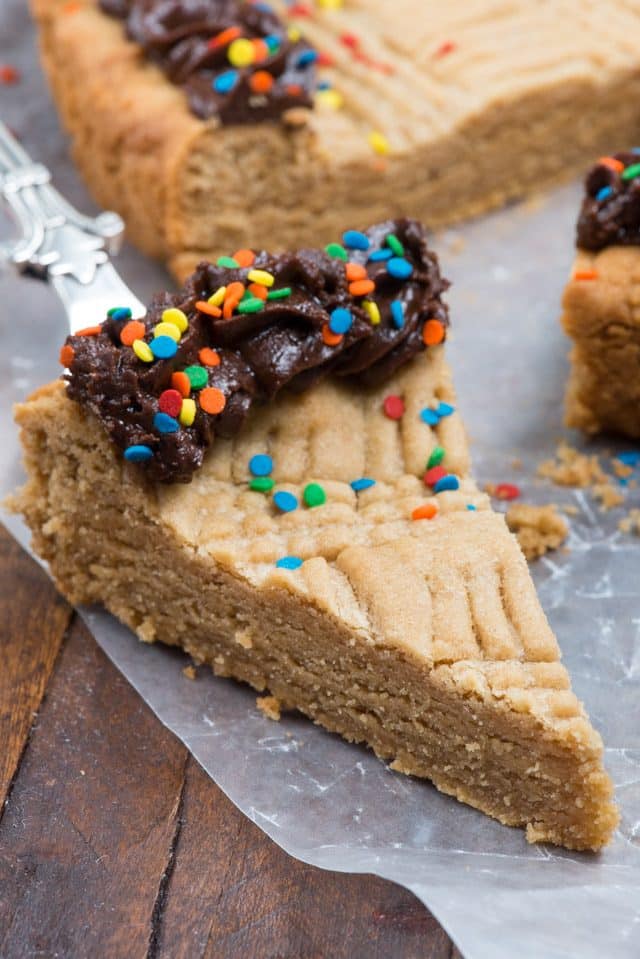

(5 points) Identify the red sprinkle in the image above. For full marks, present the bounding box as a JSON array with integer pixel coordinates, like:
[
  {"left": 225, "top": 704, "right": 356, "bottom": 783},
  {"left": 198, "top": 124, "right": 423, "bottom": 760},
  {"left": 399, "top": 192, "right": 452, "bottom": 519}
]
[
  {"left": 424, "top": 465, "right": 447, "bottom": 487},
  {"left": 158, "top": 389, "right": 183, "bottom": 418},
  {"left": 383, "top": 395, "right": 405, "bottom": 420},
  {"left": 288, "top": 3, "right": 313, "bottom": 16},
  {"left": 317, "top": 52, "right": 335, "bottom": 67},
  {"left": 434, "top": 41, "right": 457, "bottom": 59},
  {"left": 494, "top": 483, "right": 520, "bottom": 501},
  {"left": 0, "top": 65, "right": 20, "bottom": 85},
  {"left": 340, "top": 32, "right": 360, "bottom": 49}
]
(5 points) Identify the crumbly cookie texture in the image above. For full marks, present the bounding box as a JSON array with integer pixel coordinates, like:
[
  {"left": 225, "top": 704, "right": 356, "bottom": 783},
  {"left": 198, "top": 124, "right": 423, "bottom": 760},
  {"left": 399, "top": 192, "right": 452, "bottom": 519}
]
[
  {"left": 562, "top": 246, "right": 640, "bottom": 437},
  {"left": 31, "top": 0, "right": 640, "bottom": 278},
  {"left": 505, "top": 504, "right": 569, "bottom": 562},
  {"left": 14, "top": 347, "right": 618, "bottom": 850}
]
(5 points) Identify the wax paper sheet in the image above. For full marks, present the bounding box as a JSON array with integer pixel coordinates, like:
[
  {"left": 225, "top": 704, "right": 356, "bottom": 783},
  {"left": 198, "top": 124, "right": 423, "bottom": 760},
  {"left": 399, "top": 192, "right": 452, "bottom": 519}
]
[{"left": 1, "top": 5, "right": 640, "bottom": 957}]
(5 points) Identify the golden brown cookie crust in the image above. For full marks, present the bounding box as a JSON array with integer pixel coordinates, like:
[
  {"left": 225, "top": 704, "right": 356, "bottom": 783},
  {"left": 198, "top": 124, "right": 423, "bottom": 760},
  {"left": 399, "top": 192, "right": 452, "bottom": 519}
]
[
  {"left": 562, "top": 247, "right": 640, "bottom": 437},
  {"left": 30, "top": 0, "right": 640, "bottom": 279}
]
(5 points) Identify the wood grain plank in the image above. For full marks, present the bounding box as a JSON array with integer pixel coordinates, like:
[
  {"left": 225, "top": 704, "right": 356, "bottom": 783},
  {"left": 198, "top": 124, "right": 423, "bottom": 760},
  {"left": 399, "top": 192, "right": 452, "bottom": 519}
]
[
  {"left": 155, "top": 756, "right": 452, "bottom": 959},
  {"left": 0, "top": 525, "right": 72, "bottom": 809},
  {"left": 0, "top": 616, "right": 189, "bottom": 959}
]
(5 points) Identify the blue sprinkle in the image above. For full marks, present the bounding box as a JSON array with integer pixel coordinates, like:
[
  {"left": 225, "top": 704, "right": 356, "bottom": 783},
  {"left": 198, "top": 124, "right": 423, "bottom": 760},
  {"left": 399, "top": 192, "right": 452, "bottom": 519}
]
[
  {"left": 249, "top": 453, "right": 273, "bottom": 477},
  {"left": 617, "top": 451, "right": 640, "bottom": 466},
  {"left": 390, "top": 300, "right": 405, "bottom": 329},
  {"left": 108, "top": 307, "right": 132, "bottom": 322},
  {"left": 436, "top": 401, "right": 455, "bottom": 417},
  {"left": 150, "top": 335, "right": 178, "bottom": 359},
  {"left": 596, "top": 186, "right": 613, "bottom": 202},
  {"left": 317, "top": 80, "right": 331, "bottom": 90},
  {"left": 124, "top": 444, "right": 153, "bottom": 463},
  {"left": 632, "top": 147, "right": 640, "bottom": 154},
  {"left": 329, "top": 307, "right": 353, "bottom": 335},
  {"left": 213, "top": 70, "right": 239, "bottom": 95},
  {"left": 434, "top": 474, "right": 460, "bottom": 493},
  {"left": 296, "top": 49, "right": 318, "bottom": 67},
  {"left": 264, "top": 34, "right": 280, "bottom": 52},
  {"left": 154, "top": 412, "right": 180, "bottom": 434},
  {"left": 276, "top": 555, "right": 303, "bottom": 570},
  {"left": 368, "top": 248, "right": 392, "bottom": 262},
  {"left": 350, "top": 477, "right": 376, "bottom": 492},
  {"left": 273, "top": 490, "right": 298, "bottom": 513},
  {"left": 342, "top": 229, "right": 370, "bottom": 251},
  {"left": 420, "top": 408, "right": 440, "bottom": 426},
  {"left": 253, "top": 1, "right": 273, "bottom": 11},
  {"left": 387, "top": 257, "right": 413, "bottom": 279},
  {"left": 466, "top": 503, "right": 477, "bottom": 511}
]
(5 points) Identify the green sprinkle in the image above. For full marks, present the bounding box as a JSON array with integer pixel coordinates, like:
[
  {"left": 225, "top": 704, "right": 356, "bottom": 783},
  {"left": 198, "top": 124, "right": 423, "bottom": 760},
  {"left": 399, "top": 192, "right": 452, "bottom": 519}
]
[
  {"left": 267, "top": 287, "right": 292, "bottom": 300},
  {"left": 427, "top": 445, "right": 445, "bottom": 469},
  {"left": 216, "top": 255, "right": 240, "bottom": 268},
  {"left": 622, "top": 163, "right": 640, "bottom": 181},
  {"left": 237, "top": 297, "right": 264, "bottom": 314},
  {"left": 386, "top": 233, "right": 404, "bottom": 256},
  {"left": 184, "top": 365, "right": 208, "bottom": 390},
  {"left": 303, "top": 482, "right": 326, "bottom": 508},
  {"left": 249, "top": 477, "right": 275, "bottom": 493},
  {"left": 325, "top": 242, "right": 348, "bottom": 261}
]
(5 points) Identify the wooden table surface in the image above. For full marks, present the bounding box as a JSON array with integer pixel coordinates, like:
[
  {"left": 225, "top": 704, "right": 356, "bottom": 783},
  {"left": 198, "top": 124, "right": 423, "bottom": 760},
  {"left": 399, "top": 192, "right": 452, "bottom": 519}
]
[{"left": 0, "top": 524, "right": 461, "bottom": 959}]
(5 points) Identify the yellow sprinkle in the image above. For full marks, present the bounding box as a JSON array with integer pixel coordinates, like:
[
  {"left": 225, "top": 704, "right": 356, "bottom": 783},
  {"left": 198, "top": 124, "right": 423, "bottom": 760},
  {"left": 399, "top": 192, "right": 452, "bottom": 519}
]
[
  {"left": 368, "top": 130, "right": 390, "bottom": 155},
  {"left": 247, "top": 269, "right": 274, "bottom": 288},
  {"left": 315, "top": 88, "right": 344, "bottom": 110},
  {"left": 162, "top": 307, "right": 188, "bottom": 333},
  {"left": 208, "top": 286, "right": 227, "bottom": 307},
  {"left": 288, "top": 26, "right": 301, "bottom": 42},
  {"left": 318, "top": 0, "right": 343, "bottom": 7},
  {"left": 132, "top": 339, "right": 153, "bottom": 363},
  {"left": 153, "top": 321, "right": 181, "bottom": 342},
  {"left": 179, "top": 398, "right": 196, "bottom": 427},
  {"left": 362, "top": 299, "right": 381, "bottom": 325},
  {"left": 228, "top": 37, "right": 254, "bottom": 67}
]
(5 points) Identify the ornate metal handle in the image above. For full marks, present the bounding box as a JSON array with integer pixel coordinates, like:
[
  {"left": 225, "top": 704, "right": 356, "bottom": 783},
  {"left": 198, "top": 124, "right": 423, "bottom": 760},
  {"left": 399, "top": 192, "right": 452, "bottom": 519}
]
[{"left": 0, "top": 121, "right": 145, "bottom": 330}]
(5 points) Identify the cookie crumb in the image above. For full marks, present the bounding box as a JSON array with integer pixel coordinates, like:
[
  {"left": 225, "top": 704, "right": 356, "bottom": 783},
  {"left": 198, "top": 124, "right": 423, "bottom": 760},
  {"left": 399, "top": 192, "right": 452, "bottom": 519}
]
[
  {"left": 506, "top": 503, "right": 569, "bottom": 561},
  {"left": 537, "top": 442, "right": 606, "bottom": 487},
  {"left": 182, "top": 664, "right": 197, "bottom": 680},
  {"left": 256, "top": 694, "right": 282, "bottom": 721},
  {"left": 619, "top": 508, "right": 640, "bottom": 535},
  {"left": 591, "top": 482, "right": 624, "bottom": 511}
]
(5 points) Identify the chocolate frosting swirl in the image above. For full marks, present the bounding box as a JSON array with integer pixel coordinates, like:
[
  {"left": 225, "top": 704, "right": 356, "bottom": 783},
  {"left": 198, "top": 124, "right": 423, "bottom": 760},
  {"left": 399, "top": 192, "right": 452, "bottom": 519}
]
[
  {"left": 99, "top": 0, "right": 315, "bottom": 123},
  {"left": 63, "top": 219, "right": 450, "bottom": 483},
  {"left": 577, "top": 151, "right": 640, "bottom": 250}
]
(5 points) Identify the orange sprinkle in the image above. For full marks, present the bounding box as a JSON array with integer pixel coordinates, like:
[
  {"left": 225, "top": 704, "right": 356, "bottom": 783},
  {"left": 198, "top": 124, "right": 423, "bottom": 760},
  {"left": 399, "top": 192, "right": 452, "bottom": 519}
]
[
  {"left": 412, "top": 503, "right": 438, "bottom": 521},
  {"left": 75, "top": 325, "right": 102, "bottom": 337},
  {"left": 209, "top": 26, "right": 241, "bottom": 49},
  {"left": 223, "top": 296, "right": 241, "bottom": 319},
  {"left": 120, "top": 320, "right": 146, "bottom": 346},
  {"left": 199, "top": 347, "right": 220, "bottom": 367},
  {"left": 349, "top": 279, "right": 375, "bottom": 297},
  {"left": 249, "top": 70, "right": 274, "bottom": 94},
  {"left": 59, "top": 344, "right": 75, "bottom": 366},
  {"left": 171, "top": 371, "right": 191, "bottom": 397},
  {"left": 225, "top": 281, "right": 245, "bottom": 302},
  {"left": 62, "top": 0, "right": 81, "bottom": 12},
  {"left": 252, "top": 39, "right": 269, "bottom": 62},
  {"left": 345, "top": 262, "right": 367, "bottom": 282},
  {"left": 598, "top": 156, "right": 624, "bottom": 173},
  {"left": 422, "top": 319, "right": 445, "bottom": 346},
  {"left": 199, "top": 387, "right": 226, "bottom": 415},
  {"left": 574, "top": 269, "right": 598, "bottom": 281},
  {"left": 322, "top": 324, "right": 343, "bottom": 347},
  {"left": 195, "top": 299, "right": 222, "bottom": 317},
  {"left": 232, "top": 248, "right": 256, "bottom": 267},
  {"left": 248, "top": 282, "right": 268, "bottom": 300},
  {"left": 285, "top": 83, "right": 303, "bottom": 97}
]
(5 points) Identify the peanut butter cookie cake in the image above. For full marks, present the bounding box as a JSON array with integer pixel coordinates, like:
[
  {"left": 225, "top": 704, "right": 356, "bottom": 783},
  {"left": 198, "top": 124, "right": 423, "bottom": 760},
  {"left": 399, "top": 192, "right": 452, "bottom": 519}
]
[
  {"left": 14, "top": 220, "right": 618, "bottom": 850},
  {"left": 563, "top": 151, "right": 640, "bottom": 437},
  {"left": 30, "top": 0, "right": 640, "bottom": 278}
]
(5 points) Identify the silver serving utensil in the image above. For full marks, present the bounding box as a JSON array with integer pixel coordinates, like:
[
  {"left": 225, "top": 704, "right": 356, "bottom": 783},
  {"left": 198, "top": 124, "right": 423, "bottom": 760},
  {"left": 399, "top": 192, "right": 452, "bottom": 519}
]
[{"left": 0, "top": 120, "right": 145, "bottom": 331}]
